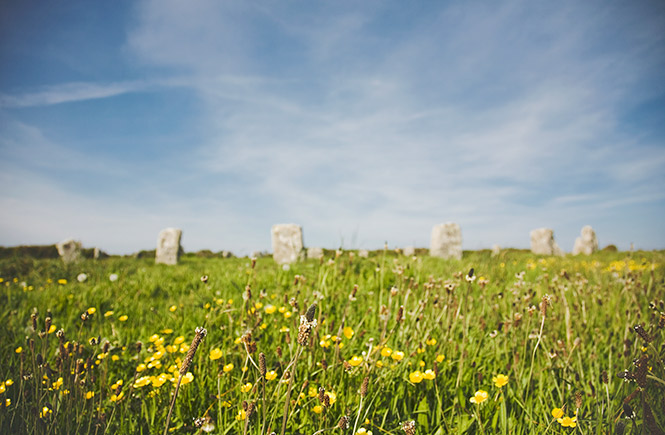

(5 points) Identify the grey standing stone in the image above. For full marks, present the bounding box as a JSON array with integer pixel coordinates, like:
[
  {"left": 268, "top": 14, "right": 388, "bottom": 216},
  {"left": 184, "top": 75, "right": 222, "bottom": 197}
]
[
  {"left": 491, "top": 244, "right": 501, "bottom": 257},
  {"left": 530, "top": 228, "right": 563, "bottom": 255},
  {"left": 429, "top": 222, "right": 463, "bottom": 260},
  {"left": 358, "top": 249, "right": 369, "bottom": 258},
  {"left": 572, "top": 225, "right": 598, "bottom": 255},
  {"left": 307, "top": 247, "right": 324, "bottom": 260},
  {"left": 93, "top": 247, "right": 101, "bottom": 260},
  {"left": 156, "top": 228, "right": 182, "bottom": 265},
  {"left": 271, "top": 224, "right": 304, "bottom": 264},
  {"left": 56, "top": 239, "right": 82, "bottom": 263},
  {"left": 403, "top": 246, "right": 416, "bottom": 257}
]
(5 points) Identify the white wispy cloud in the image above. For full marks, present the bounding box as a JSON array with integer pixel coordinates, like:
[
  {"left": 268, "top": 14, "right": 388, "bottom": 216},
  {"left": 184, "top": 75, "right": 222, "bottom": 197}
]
[{"left": 0, "top": 81, "right": 150, "bottom": 108}]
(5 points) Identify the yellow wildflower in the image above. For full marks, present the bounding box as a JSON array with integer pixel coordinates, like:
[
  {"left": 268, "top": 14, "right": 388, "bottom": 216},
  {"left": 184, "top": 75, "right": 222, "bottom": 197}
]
[
  {"left": 209, "top": 348, "right": 223, "bottom": 360},
  {"left": 236, "top": 409, "right": 246, "bottom": 420},
  {"left": 381, "top": 347, "right": 392, "bottom": 357},
  {"left": 343, "top": 326, "right": 354, "bottom": 339},
  {"left": 313, "top": 405, "right": 323, "bottom": 414},
  {"left": 118, "top": 315, "right": 128, "bottom": 322},
  {"left": 87, "top": 307, "right": 96, "bottom": 315},
  {"left": 558, "top": 415, "right": 577, "bottom": 428},
  {"left": 174, "top": 336, "right": 185, "bottom": 345},
  {"left": 348, "top": 355, "right": 363, "bottom": 367},
  {"left": 266, "top": 370, "right": 277, "bottom": 381},
  {"left": 47, "top": 325, "right": 56, "bottom": 334},
  {"left": 423, "top": 369, "right": 436, "bottom": 380},
  {"left": 85, "top": 391, "right": 95, "bottom": 399},
  {"left": 409, "top": 371, "right": 424, "bottom": 383},
  {"left": 470, "top": 390, "right": 488, "bottom": 404},
  {"left": 57, "top": 279, "right": 67, "bottom": 285},
  {"left": 426, "top": 338, "right": 437, "bottom": 346},
  {"left": 391, "top": 351, "right": 404, "bottom": 361},
  {"left": 134, "top": 376, "right": 151, "bottom": 388},
  {"left": 15, "top": 347, "right": 22, "bottom": 354},
  {"left": 223, "top": 363, "right": 234, "bottom": 373},
  {"left": 169, "top": 305, "right": 177, "bottom": 312},
  {"left": 436, "top": 354, "right": 445, "bottom": 363},
  {"left": 492, "top": 374, "right": 509, "bottom": 388},
  {"left": 39, "top": 406, "right": 52, "bottom": 418},
  {"left": 240, "top": 382, "right": 252, "bottom": 393},
  {"left": 180, "top": 372, "right": 194, "bottom": 385},
  {"left": 552, "top": 408, "right": 564, "bottom": 419},
  {"left": 110, "top": 391, "right": 124, "bottom": 402}
]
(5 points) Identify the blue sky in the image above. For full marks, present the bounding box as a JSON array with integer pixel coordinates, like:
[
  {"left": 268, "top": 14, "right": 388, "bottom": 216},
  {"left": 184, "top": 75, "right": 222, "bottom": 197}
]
[{"left": 1, "top": 0, "right": 664, "bottom": 255}]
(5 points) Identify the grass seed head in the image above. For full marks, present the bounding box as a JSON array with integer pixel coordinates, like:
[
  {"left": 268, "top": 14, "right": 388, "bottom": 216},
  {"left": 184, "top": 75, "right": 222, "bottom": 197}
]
[
  {"left": 180, "top": 327, "right": 207, "bottom": 375},
  {"left": 259, "top": 352, "right": 266, "bottom": 377},
  {"left": 305, "top": 303, "right": 317, "bottom": 322},
  {"left": 337, "top": 415, "right": 349, "bottom": 430},
  {"left": 360, "top": 376, "right": 369, "bottom": 397},
  {"left": 401, "top": 420, "right": 416, "bottom": 435}
]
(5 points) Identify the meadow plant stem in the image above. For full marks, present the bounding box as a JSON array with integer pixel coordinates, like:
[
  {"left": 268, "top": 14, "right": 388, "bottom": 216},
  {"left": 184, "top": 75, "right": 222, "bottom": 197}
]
[
  {"left": 352, "top": 397, "right": 364, "bottom": 434},
  {"left": 526, "top": 314, "right": 546, "bottom": 398},
  {"left": 164, "top": 374, "right": 183, "bottom": 435},
  {"left": 280, "top": 348, "right": 302, "bottom": 435}
]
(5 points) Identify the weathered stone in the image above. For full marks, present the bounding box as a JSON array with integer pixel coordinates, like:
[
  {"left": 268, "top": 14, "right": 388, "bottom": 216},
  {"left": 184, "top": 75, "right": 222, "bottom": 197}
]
[
  {"left": 429, "top": 223, "right": 462, "bottom": 260},
  {"left": 572, "top": 225, "right": 598, "bottom": 255},
  {"left": 307, "top": 247, "right": 324, "bottom": 260},
  {"left": 155, "top": 228, "right": 182, "bottom": 265},
  {"left": 271, "top": 224, "right": 304, "bottom": 264},
  {"left": 56, "top": 239, "right": 82, "bottom": 263},
  {"left": 530, "top": 228, "right": 563, "bottom": 256},
  {"left": 491, "top": 244, "right": 501, "bottom": 257},
  {"left": 93, "top": 247, "right": 101, "bottom": 260},
  {"left": 403, "top": 246, "right": 415, "bottom": 257},
  {"left": 358, "top": 249, "right": 369, "bottom": 258}
]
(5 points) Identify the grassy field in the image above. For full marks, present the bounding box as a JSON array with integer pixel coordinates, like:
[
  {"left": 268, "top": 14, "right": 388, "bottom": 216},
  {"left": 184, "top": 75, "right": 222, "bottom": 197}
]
[{"left": 0, "top": 249, "right": 663, "bottom": 434}]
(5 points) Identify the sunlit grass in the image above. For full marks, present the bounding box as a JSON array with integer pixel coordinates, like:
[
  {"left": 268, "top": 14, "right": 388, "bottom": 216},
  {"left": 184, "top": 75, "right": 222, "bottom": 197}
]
[{"left": 0, "top": 249, "right": 663, "bottom": 433}]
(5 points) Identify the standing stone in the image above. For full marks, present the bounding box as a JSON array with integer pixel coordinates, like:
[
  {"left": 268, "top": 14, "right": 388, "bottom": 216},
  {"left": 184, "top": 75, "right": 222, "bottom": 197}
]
[
  {"left": 56, "top": 239, "right": 82, "bottom": 263},
  {"left": 429, "top": 222, "right": 463, "bottom": 260},
  {"left": 307, "top": 247, "right": 324, "bottom": 260},
  {"left": 358, "top": 249, "right": 369, "bottom": 258},
  {"left": 271, "top": 224, "right": 304, "bottom": 264},
  {"left": 572, "top": 225, "right": 598, "bottom": 255},
  {"left": 93, "top": 247, "right": 101, "bottom": 260},
  {"left": 156, "top": 228, "right": 182, "bottom": 265},
  {"left": 491, "top": 244, "right": 501, "bottom": 257},
  {"left": 530, "top": 228, "right": 563, "bottom": 256},
  {"left": 403, "top": 246, "right": 416, "bottom": 257}
]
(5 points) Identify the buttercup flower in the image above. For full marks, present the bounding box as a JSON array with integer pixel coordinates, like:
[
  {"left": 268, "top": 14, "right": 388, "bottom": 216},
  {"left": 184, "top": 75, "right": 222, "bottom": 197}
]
[
  {"left": 223, "top": 363, "right": 234, "bottom": 373},
  {"left": 348, "top": 355, "right": 363, "bottom": 367},
  {"left": 492, "top": 374, "right": 509, "bottom": 388},
  {"left": 558, "top": 415, "right": 577, "bottom": 428},
  {"left": 409, "top": 371, "right": 424, "bottom": 383},
  {"left": 552, "top": 408, "right": 564, "bottom": 419},
  {"left": 470, "top": 390, "right": 488, "bottom": 404},
  {"left": 209, "top": 348, "right": 223, "bottom": 360}
]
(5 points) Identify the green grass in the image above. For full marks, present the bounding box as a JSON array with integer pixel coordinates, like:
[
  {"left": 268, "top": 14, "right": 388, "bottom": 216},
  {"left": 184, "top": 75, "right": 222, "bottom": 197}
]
[{"left": 0, "top": 249, "right": 663, "bottom": 434}]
